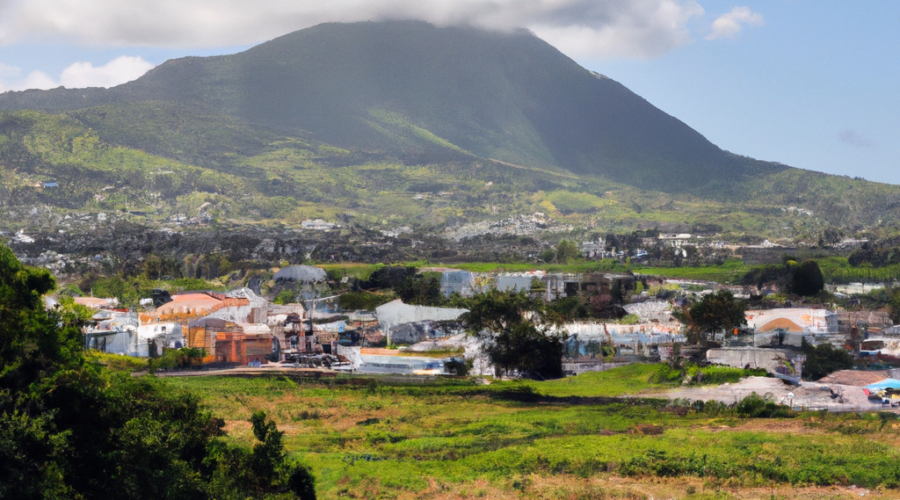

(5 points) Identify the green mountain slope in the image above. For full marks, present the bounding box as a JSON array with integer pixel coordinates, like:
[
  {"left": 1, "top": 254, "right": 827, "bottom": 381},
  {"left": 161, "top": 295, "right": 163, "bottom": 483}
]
[
  {"left": 3, "top": 109, "right": 900, "bottom": 241},
  {"left": 0, "top": 21, "right": 784, "bottom": 193}
]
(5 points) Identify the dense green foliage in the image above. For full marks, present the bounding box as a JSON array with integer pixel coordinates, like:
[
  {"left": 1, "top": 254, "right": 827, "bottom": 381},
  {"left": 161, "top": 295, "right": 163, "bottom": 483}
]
[
  {"left": 743, "top": 258, "right": 826, "bottom": 295},
  {"left": 337, "top": 291, "right": 394, "bottom": 311},
  {"left": 891, "top": 289, "right": 900, "bottom": 324},
  {"left": 149, "top": 347, "right": 207, "bottom": 372},
  {"left": 0, "top": 246, "right": 315, "bottom": 499},
  {"left": 678, "top": 290, "right": 747, "bottom": 343},
  {"left": 800, "top": 338, "right": 854, "bottom": 381},
  {"left": 650, "top": 361, "right": 767, "bottom": 386},
  {"left": 461, "top": 290, "right": 565, "bottom": 379},
  {"left": 555, "top": 239, "right": 579, "bottom": 264},
  {"left": 393, "top": 272, "right": 444, "bottom": 306},
  {"left": 790, "top": 260, "right": 825, "bottom": 297}
]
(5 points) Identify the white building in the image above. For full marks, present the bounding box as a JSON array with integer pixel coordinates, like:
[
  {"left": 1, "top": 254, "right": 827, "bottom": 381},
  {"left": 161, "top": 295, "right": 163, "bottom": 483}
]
[{"left": 745, "top": 308, "right": 838, "bottom": 334}]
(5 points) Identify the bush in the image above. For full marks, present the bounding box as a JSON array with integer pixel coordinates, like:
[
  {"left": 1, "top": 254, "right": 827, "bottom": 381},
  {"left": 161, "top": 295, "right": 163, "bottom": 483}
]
[
  {"left": 274, "top": 288, "right": 297, "bottom": 305},
  {"left": 735, "top": 392, "right": 793, "bottom": 418},
  {"left": 339, "top": 291, "right": 393, "bottom": 311},
  {"left": 801, "top": 338, "right": 853, "bottom": 380}
]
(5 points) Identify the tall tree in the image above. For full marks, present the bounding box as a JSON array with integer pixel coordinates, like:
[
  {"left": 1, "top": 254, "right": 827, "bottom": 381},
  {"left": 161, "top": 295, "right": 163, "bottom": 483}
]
[
  {"left": 679, "top": 290, "right": 748, "bottom": 344},
  {"left": 461, "top": 290, "right": 566, "bottom": 379},
  {"left": 0, "top": 245, "right": 316, "bottom": 499},
  {"left": 556, "top": 239, "right": 579, "bottom": 264},
  {"left": 394, "top": 273, "right": 444, "bottom": 306},
  {"left": 790, "top": 260, "right": 825, "bottom": 297}
]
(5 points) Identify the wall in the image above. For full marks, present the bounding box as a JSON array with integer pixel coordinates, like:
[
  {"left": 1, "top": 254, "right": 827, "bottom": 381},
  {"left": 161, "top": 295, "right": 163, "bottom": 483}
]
[{"left": 706, "top": 347, "right": 792, "bottom": 373}]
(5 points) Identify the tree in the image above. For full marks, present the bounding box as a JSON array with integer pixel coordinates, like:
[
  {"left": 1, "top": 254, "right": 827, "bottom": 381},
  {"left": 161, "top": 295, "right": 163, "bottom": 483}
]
[
  {"left": 800, "top": 338, "right": 853, "bottom": 381},
  {"left": 461, "top": 290, "right": 566, "bottom": 379},
  {"left": 821, "top": 226, "right": 843, "bottom": 247},
  {"left": 790, "top": 260, "right": 825, "bottom": 297},
  {"left": 680, "top": 290, "right": 747, "bottom": 344},
  {"left": 0, "top": 245, "right": 316, "bottom": 499},
  {"left": 556, "top": 239, "right": 579, "bottom": 264},
  {"left": 394, "top": 273, "right": 444, "bottom": 306},
  {"left": 890, "top": 288, "right": 900, "bottom": 325},
  {"left": 538, "top": 248, "right": 556, "bottom": 263}
]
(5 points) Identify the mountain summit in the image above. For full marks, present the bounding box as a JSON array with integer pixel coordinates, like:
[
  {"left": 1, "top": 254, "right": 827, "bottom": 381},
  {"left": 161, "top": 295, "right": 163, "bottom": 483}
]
[{"left": 0, "top": 21, "right": 783, "bottom": 192}]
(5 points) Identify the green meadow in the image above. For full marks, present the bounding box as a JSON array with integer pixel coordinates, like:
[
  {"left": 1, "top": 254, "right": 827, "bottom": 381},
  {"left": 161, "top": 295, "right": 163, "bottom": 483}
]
[{"left": 162, "top": 365, "right": 900, "bottom": 499}]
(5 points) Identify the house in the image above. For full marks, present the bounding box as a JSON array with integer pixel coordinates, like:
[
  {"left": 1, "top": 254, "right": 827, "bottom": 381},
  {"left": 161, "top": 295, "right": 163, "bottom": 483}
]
[
  {"left": 83, "top": 310, "right": 184, "bottom": 357},
  {"left": 658, "top": 233, "right": 693, "bottom": 248},
  {"left": 136, "top": 321, "right": 185, "bottom": 357},
  {"left": 210, "top": 323, "right": 275, "bottom": 365},
  {"left": 143, "top": 291, "right": 252, "bottom": 324},
  {"left": 83, "top": 311, "right": 139, "bottom": 355},
  {"left": 580, "top": 239, "right": 606, "bottom": 259}
]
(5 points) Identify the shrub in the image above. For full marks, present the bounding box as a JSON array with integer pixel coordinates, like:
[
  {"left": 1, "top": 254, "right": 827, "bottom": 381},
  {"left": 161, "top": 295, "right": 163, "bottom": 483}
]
[
  {"left": 801, "top": 338, "right": 853, "bottom": 380},
  {"left": 735, "top": 392, "right": 793, "bottom": 418}
]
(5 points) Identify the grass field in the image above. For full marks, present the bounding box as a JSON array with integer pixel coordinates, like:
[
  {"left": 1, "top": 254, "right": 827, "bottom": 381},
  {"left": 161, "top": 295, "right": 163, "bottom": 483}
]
[
  {"left": 320, "top": 256, "right": 900, "bottom": 286},
  {"left": 162, "top": 365, "right": 900, "bottom": 499}
]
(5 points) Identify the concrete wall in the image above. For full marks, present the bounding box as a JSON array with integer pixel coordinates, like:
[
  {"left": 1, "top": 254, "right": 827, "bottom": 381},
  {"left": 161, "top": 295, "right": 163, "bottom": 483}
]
[{"left": 707, "top": 347, "right": 791, "bottom": 373}]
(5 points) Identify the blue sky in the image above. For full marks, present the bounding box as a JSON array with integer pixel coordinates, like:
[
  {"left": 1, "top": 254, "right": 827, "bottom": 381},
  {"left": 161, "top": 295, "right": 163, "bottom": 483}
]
[
  {"left": 0, "top": 1, "right": 896, "bottom": 183},
  {"left": 585, "top": 1, "right": 900, "bottom": 184}
]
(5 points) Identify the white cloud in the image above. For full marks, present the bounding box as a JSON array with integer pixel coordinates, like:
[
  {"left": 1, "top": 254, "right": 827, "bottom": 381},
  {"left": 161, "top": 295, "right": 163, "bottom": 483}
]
[
  {"left": 59, "top": 56, "right": 154, "bottom": 88},
  {"left": 706, "top": 6, "right": 763, "bottom": 41},
  {"left": 0, "top": 0, "right": 705, "bottom": 60},
  {"left": 0, "top": 56, "right": 154, "bottom": 92}
]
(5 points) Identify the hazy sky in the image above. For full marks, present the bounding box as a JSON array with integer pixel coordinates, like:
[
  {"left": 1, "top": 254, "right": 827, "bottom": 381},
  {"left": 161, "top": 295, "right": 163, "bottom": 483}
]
[{"left": 0, "top": 0, "right": 896, "bottom": 183}]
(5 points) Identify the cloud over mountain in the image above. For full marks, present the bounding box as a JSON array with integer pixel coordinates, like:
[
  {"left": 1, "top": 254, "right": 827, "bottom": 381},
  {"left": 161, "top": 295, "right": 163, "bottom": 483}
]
[
  {"left": 0, "top": 56, "right": 154, "bottom": 91},
  {"left": 0, "top": 0, "right": 706, "bottom": 59}
]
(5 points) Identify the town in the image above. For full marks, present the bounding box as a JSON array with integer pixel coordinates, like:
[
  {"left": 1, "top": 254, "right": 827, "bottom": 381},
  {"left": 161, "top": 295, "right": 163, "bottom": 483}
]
[{"left": 65, "top": 250, "right": 900, "bottom": 412}]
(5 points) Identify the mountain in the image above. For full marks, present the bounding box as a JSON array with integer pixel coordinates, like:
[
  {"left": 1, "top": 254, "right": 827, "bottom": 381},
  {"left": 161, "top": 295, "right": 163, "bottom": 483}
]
[
  {"left": 0, "top": 21, "right": 783, "bottom": 192},
  {"left": 1, "top": 21, "right": 899, "bottom": 240}
]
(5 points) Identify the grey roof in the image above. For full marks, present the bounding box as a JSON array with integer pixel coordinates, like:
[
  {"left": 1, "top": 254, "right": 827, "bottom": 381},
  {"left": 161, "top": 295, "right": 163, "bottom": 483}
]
[
  {"left": 187, "top": 317, "right": 231, "bottom": 329},
  {"left": 273, "top": 265, "right": 327, "bottom": 283}
]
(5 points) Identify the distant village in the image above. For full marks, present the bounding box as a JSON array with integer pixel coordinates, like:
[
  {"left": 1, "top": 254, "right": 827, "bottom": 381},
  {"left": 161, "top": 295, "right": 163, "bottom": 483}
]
[
  {"left": 55, "top": 253, "right": 900, "bottom": 408},
  {"left": 4, "top": 218, "right": 897, "bottom": 412}
]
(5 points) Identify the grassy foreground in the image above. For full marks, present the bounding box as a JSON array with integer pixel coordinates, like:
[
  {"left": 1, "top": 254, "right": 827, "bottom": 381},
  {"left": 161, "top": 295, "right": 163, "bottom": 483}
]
[{"left": 163, "top": 365, "right": 900, "bottom": 499}]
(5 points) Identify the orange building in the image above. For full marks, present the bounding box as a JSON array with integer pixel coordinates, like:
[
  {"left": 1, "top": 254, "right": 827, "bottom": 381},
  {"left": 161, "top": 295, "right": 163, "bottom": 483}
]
[{"left": 212, "top": 326, "right": 275, "bottom": 365}]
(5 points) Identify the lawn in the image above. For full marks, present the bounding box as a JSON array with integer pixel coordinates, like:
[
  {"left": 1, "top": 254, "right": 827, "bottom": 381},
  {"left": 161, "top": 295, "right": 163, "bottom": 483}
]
[{"left": 163, "top": 365, "right": 900, "bottom": 499}]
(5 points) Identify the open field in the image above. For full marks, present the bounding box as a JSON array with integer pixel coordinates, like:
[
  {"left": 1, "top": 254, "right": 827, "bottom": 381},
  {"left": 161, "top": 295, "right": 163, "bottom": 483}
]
[
  {"left": 322, "top": 256, "right": 900, "bottom": 286},
  {"left": 164, "top": 365, "right": 900, "bottom": 499}
]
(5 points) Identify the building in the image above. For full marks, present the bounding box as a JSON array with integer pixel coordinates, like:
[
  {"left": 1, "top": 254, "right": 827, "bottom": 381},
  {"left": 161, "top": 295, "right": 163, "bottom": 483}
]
[
  {"left": 84, "top": 310, "right": 184, "bottom": 357},
  {"left": 745, "top": 308, "right": 838, "bottom": 334},
  {"left": 375, "top": 299, "right": 468, "bottom": 344},
  {"left": 658, "top": 234, "right": 693, "bottom": 248}
]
